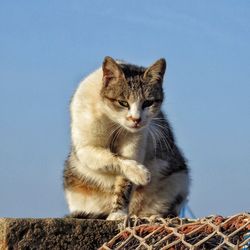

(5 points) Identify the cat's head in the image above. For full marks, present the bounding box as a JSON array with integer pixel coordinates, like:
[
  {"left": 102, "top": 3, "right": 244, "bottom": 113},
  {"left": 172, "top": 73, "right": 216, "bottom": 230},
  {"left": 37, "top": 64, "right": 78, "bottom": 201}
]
[{"left": 100, "top": 56, "right": 166, "bottom": 133}]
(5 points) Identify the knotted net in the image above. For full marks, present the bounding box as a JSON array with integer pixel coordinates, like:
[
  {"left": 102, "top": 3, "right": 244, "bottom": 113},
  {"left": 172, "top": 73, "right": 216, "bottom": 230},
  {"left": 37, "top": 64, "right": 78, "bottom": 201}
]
[{"left": 100, "top": 213, "right": 250, "bottom": 249}]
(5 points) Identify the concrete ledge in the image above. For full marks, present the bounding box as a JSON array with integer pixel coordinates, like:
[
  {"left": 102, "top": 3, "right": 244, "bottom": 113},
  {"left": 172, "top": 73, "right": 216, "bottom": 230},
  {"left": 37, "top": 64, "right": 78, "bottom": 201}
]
[
  {"left": 0, "top": 218, "right": 119, "bottom": 250},
  {"left": 1, "top": 214, "right": 249, "bottom": 249}
]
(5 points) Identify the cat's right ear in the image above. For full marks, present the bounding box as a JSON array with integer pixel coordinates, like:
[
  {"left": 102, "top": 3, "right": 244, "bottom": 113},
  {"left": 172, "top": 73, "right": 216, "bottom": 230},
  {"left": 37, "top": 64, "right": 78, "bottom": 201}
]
[{"left": 102, "top": 56, "right": 125, "bottom": 87}]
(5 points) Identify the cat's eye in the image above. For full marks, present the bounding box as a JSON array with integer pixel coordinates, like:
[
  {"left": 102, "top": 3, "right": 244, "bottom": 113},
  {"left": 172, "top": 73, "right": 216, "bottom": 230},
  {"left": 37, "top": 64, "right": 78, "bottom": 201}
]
[
  {"left": 118, "top": 100, "right": 129, "bottom": 108},
  {"left": 142, "top": 100, "right": 154, "bottom": 109}
]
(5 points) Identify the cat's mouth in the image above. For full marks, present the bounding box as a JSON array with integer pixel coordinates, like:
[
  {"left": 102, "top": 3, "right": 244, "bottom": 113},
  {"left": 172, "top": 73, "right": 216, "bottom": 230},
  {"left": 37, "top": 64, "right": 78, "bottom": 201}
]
[
  {"left": 125, "top": 123, "right": 146, "bottom": 132},
  {"left": 131, "top": 124, "right": 141, "bottom": 129}
]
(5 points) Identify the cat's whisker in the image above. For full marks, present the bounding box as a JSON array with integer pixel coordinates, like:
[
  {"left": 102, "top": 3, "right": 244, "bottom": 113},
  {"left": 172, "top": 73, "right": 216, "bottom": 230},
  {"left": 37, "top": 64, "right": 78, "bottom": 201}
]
[
  {"left": 157, "top": 128, "right": 174, "bottom": 155},
  {"left": 113, "top": 127, "right": 123, "bottom": 144},
  {"left": 112, "top": 125, "right": 127, "bottom": 151},
  {"left": 108, "top": 125, "right": 122, "bottom": 151},
  {"left": 152, "top": 117, "right": 165, "bottom": 120},
  {"left": 116, "top": 126, "right": 124, "bottom": 141},
  {"left": 152, "top": 117, "right": 166, "bottom": 122},
  {"left": 151, "top": 120, "right": 171, "bottom": 137},
  {"left": 151, "top": 123, "right": 174, "bottom": 155},
  {"left": 152, "top": 125, "right": 166, "bottom": 153},
  {"left": 107, "top": 125, "right": 119, "bottom": 142},
  {"left": 148, "top": 126, "right": 157, "bottom": 158}
]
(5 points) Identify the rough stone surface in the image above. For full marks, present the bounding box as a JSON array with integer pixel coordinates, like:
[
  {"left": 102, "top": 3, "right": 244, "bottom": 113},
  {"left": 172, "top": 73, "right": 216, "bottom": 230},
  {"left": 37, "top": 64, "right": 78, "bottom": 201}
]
[{"left": 0, "top": 218, "right": 120, "bottom": 250}]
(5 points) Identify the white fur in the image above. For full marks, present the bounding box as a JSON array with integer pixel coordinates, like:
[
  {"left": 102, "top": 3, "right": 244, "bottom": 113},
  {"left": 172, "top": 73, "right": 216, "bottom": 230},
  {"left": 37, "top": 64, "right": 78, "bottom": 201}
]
[
  {"left": 66, "top": 189, "right": 111, "bottom": 214},
  {"left": 128, "top": 101, "right": 141, "bottom": 120},
  {"left": 65, "top": 62, "right": 190, "bottom": 217}
]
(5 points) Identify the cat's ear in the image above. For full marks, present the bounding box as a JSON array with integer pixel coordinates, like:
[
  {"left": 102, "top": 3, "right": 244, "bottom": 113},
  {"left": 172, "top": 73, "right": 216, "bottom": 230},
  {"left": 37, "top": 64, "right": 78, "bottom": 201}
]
[
  {"left": 143, "top": 58, "right": 167, "bottom": 84},
  {"left": 102, "top": 56, "right": 125, "bottom": 87}
]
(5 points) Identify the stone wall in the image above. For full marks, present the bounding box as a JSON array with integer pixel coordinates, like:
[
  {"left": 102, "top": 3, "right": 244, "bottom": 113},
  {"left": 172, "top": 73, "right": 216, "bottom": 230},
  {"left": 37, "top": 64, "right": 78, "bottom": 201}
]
[{"left": 0, "top": 218, "right": 119, "bottom": 250}]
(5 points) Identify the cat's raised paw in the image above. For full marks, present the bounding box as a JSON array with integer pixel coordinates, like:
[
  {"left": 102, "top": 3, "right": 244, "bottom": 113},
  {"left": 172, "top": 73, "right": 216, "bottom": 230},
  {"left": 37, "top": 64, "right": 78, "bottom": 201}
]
[{"left": 122, "top": 160, "right": 151, "bottom": 186}]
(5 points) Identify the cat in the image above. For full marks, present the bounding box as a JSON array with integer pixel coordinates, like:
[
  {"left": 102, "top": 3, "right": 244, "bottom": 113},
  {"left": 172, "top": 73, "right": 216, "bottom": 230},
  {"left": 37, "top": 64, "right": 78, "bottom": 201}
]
[{"left": 63, "top": 56, "right": 190, "bottom": 220}]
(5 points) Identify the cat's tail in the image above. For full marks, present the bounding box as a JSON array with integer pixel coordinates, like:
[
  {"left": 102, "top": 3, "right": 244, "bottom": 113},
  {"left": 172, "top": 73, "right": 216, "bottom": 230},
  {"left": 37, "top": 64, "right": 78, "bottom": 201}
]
[{"left": 65, "top": 211, "right": 108, "bottom": 220}]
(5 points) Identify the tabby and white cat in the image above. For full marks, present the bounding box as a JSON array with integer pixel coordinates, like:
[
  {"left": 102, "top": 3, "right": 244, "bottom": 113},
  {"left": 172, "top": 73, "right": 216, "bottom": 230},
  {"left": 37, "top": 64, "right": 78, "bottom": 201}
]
[{"left": 64, "top": 56, "right": 190, "bottom": 220}]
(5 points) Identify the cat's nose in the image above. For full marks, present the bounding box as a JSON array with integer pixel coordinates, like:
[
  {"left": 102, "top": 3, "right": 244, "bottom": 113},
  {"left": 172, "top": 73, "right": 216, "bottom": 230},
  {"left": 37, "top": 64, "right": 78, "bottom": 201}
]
[
  {"left": 133, "top": 117, "right": 141, "bottom": 124},
  {"left": 127, "top": 116, "right": 141, "bottom": 124}
]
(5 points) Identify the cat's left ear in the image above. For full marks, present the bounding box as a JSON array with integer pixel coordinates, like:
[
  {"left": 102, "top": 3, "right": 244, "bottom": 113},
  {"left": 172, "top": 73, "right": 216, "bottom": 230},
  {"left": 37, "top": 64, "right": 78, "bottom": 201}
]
[{"left": 143, "top": 58, "right": 167, "bottom": 84}]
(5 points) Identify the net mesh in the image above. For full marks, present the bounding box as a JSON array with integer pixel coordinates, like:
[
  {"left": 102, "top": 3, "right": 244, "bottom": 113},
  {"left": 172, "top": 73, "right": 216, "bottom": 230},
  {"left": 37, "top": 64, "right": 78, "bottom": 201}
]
[{"left": 100, "top": 212, "right": 250, "bottom": 249}]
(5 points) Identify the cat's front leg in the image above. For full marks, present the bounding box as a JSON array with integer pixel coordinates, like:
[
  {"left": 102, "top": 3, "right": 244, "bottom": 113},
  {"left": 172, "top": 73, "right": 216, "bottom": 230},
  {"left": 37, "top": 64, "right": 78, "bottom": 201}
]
[
  {"left": 107, "top": 176, "right": 133, "bottom": 220},
  {"left": 76, "top": 146, "right": 150, "bottom": 186},
  {"left": 107, "top": 134, "right": 151, "bottom": 221},
  {"left": 117, "top": 132, "right": 150, "bottom": 186}
]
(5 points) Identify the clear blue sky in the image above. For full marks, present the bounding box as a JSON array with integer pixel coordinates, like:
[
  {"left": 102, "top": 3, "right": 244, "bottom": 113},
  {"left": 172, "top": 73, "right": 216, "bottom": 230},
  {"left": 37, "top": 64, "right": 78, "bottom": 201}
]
[{"left": 0, "top": 1, "right": 249, "bottom": 218}]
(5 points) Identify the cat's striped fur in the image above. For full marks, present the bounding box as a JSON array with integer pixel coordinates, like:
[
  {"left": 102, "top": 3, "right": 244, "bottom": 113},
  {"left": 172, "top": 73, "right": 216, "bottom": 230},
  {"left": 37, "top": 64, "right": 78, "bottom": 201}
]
[{"left": 64, "top": 57, "right": 190, "bottom": 220}]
